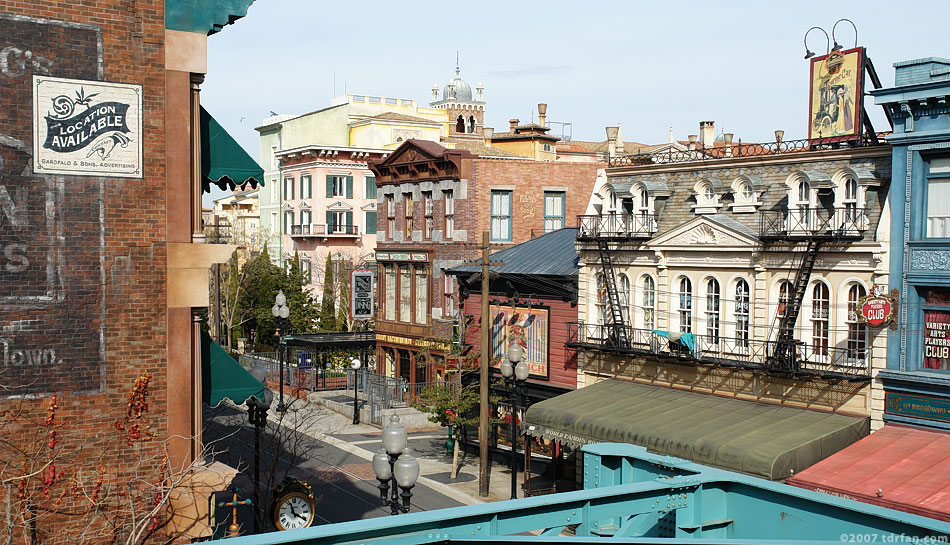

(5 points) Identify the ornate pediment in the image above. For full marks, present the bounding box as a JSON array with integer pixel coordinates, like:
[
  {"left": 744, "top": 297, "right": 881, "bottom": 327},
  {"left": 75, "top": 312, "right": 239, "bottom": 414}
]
[
  {"left": 327, "top": 201, "right": 353, "bottom": 211},
  {"left": 652, "top": 217, "right": 757, "bottom": 248},
  {"left": 361, "top": 202, "right": 377, "bottom": 211}
]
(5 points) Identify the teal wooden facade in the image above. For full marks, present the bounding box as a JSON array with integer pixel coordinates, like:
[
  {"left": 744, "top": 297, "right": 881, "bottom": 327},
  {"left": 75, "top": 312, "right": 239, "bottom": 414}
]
[
  {"left": 225, "top": 443, "right": 949, "bottom": 544},
  {"left": 872, "top": 59, "right": 950, "bottom": 429}
]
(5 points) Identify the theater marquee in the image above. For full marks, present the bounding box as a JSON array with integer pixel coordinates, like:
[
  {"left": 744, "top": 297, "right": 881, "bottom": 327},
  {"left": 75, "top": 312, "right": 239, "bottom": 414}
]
[{"left": 33, "top": 75, "right": 143, "bottom": 178}]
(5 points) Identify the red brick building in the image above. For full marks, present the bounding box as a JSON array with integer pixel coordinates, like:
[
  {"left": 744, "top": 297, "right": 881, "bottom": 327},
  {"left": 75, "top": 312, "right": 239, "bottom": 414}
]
[
  {"left": 0, "top": 1, "right": 259, "bottom": 541},
  {"left": 368, "top": 139, "right": 597, "bottom": 382}
]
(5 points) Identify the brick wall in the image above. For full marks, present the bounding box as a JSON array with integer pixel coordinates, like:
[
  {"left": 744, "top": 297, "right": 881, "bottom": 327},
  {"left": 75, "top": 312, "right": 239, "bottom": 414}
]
[{"left": 0, "top": 2, "right": 168, "bottom": 541}]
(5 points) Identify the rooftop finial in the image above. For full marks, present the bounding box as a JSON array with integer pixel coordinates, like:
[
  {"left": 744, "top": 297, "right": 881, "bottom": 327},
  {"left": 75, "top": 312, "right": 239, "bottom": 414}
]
[{"left": 456, "top": 51, "right": 460, "bottom": 75}]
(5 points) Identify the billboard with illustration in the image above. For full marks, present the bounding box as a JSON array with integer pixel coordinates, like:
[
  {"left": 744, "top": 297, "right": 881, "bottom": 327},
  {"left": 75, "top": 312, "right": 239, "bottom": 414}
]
[
  {"left": 489, "top": 305, "right": 549, "bottom": 379},
  {"left": 808, "top": 47, "right": 865, "bottom": 140}
]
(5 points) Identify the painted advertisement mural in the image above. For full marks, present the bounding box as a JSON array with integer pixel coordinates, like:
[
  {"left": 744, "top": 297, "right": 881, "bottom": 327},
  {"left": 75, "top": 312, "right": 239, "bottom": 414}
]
[
  {"left": 0, "top": 14, "right": 105, "bottom": 396},
  {"left": 808, "top": 47, "right": 865, "bottom": 140},
  {"left": 489, "top": 304, "right": 549, "bottom": 379},
  {"left": 923, "top": 289, "right": 950, "bottom": 371}
]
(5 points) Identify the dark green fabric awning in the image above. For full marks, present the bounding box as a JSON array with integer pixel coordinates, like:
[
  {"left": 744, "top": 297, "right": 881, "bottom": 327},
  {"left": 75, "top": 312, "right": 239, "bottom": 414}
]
[
  {"left": 523, "top": 379, "right": 869, "bottom": 480},
  {"left": 201, "top": 331, "right": 268, "bottom": 407},
  {"left": 200, "top": 105, "right": 264, "bottom": 192}
]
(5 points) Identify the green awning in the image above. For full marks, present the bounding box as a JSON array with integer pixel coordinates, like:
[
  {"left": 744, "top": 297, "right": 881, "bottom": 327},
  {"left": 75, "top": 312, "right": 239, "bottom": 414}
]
[
  {"left": 201, "top": 331, "right": 268, "bottom": 407},
  {"left": 522, "top": 379, "right": 868, "bottom": 480},
  {"left": 200, "top": 105, "right": 264, "bottom": 192}
]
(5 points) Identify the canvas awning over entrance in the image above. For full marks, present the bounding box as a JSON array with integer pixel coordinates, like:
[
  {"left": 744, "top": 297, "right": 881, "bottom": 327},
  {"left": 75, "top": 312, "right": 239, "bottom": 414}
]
[
  {"left": 201, "top": 331, "right": 268, "bottom": 407},
  {"left": 787, "top": 424, "right": 950, "bottom": 521},
  {"left": 200, "top": 105, "right": 264, "bottom": 191},
  {"left": 522, "top": 379, "right": 868, "bottom": 480}
]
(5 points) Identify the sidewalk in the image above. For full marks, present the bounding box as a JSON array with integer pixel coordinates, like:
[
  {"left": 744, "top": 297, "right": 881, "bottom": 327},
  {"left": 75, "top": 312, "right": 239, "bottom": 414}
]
[{"left": 271, "top": 391, "right": 519, "bottom": 506}]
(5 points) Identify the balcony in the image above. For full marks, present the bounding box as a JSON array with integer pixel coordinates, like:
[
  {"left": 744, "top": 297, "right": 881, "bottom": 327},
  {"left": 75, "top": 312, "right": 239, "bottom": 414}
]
[
  {"left": 290, "top": 224, "right": 360, "bottom": 238},
  {"left": 576, "top": 213, "right": 657, "bottom": 241},
  {"left": 566, "top": 321, "right": 871, "bottom": 381},
  {"left": 758, "top": 207, "right": 867, "bottom": 242}
]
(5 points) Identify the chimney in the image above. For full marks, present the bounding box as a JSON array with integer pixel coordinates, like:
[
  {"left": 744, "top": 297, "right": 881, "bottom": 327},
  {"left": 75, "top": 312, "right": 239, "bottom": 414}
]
[
  {"left": 615, "top": 123, "right": 624, "bottom": 154},
  {"left": 483, "top": 127, "right": 494, "bottom": 147},
  {"left": 605, "top": 126, "right": 619, "bottom": 158},
  {"left": 668, "top": 125, "right": 675, "bottom": 144},
  {"left": 538, "top": 103, "right": 547, "bottom": 127},
  {"left": 687, "top": 134, "right": 698, "bottom": 150},
  {"left": 700, "top": 121, "right": 715, "bottom": 148},
  {"left": 509, "top": 118, "right": 519, "bottom": 131}
]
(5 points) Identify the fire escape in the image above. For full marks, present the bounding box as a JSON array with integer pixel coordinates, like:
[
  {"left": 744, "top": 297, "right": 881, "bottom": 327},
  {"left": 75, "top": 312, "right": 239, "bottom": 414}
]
[
  {"left": 759, "top": 206, "right": 865, "bottom": 372},
  {"left": 576, "top": 212, "right": 657, "bottom": 351}
]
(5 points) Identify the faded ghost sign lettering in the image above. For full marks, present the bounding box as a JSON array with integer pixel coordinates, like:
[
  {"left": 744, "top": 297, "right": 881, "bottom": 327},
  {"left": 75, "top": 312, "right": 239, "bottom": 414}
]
[{"left": 1, "top": 13, "right": 105, "bottom": 396}]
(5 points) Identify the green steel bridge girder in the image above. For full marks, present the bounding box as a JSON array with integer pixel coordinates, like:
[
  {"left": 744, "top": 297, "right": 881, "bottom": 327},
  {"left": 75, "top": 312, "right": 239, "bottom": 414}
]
[{"left": 225, "top": 444, "right": 950, "bottom": 545}]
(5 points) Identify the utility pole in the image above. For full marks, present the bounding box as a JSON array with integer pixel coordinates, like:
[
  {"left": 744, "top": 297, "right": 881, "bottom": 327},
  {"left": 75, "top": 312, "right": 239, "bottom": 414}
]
[{"left": 478, "top": 231, "right": 490, "bottom": 497}]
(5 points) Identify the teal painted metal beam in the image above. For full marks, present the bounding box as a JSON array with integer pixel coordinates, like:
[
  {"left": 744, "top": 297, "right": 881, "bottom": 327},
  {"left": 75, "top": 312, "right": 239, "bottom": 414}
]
[
  {"left": 165, "top": 0, "right": 256, "bottom": 34},
  {"left": 224, "top": 444, "right": 949, "bottom": 545}
]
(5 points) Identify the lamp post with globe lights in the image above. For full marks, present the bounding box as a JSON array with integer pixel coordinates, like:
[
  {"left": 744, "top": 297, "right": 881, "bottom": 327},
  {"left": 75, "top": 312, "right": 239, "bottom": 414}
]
[
  {"left": 500, "top": 341, "right": 529, "bottom": 500},
  {"left": 351, "top": 357, "right": 361, "bottom": 425},
  {"left": 372, "top": 415, "right": 420, "bottom": 515},
  {"left": 271, "top": 290, "right": 290, "bottom": 413}
]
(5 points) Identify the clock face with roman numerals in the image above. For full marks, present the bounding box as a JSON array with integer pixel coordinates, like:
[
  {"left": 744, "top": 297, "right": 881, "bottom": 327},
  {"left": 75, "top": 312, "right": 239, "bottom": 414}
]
[{"left": 274, "top": 491, "right": 315, "bottom": 531}]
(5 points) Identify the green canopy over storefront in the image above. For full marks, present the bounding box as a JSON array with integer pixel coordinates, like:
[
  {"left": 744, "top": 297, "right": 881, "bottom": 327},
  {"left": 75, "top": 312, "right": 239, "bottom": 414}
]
[
  {"left": 200, "top": 105, "right": 264, "bottom": 192},
  {"left": 522, "top": 379, "right": 869, "bottom": 480},
  {"left": 201, "top": 331, "right": 268, "bottom": 407}
]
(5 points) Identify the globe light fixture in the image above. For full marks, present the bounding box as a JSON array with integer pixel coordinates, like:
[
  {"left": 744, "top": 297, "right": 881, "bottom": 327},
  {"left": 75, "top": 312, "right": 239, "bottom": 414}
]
[
  {"left": 351, "top": 357, "right": 362, "bottom": 424},
  {"left": 503, "top": 340, "right": 529, "bottom": 500},
  {"left": 272, "top": 290, "right": 290, "bottom": 412},
  {"left": 374, "top": 415, "right": 419, "bottom": 514}
]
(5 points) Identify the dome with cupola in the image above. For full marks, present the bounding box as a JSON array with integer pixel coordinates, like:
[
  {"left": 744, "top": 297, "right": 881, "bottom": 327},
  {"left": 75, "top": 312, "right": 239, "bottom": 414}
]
[{"left": 443, "top": 66, "right": 473, "bottom": 101}]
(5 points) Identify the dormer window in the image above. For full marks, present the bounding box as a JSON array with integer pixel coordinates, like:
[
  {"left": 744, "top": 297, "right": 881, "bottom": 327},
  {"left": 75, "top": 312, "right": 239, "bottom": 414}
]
[
  {"left": 731, "top": 176, "right": 763, "bottom": 213},
  {"left": 692, "top": 178, "right": 723, "bottom": 215}
]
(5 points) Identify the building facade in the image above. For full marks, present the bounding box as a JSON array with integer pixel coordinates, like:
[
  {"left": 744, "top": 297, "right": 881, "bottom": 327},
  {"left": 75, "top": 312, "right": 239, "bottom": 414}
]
[
  {"left": 211, "top": 188, "right": 260, "bottom": 257},
  {"left": 369, "top": 139, "right": 599, "bottom": 383}
]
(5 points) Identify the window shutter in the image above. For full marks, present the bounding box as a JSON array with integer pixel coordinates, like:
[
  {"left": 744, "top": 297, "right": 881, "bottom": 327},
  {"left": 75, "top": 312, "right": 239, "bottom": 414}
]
[
  {"left": 326, "top": 210, "right": 333, "bottom": 228},
  {"left": 366, "top": 177, "right": 377, "bottom": 199},
  {"left": 345, "top": 211, "right": 353, "bottom": 229},
  {"left": 326, "top": 175, "right": 333, "bottom": 198},
  {"left": 346, "top": 176, "right": 353, "bottom": 199},
  {"left": 365, "top": 211, "right": 377, "bottom": 234}
]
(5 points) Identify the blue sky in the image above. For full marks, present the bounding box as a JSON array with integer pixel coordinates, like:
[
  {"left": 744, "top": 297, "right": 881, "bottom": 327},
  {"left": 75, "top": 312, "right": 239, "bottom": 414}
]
[{"left": 201, "top": 0, "right": 950, "bottom": 203}]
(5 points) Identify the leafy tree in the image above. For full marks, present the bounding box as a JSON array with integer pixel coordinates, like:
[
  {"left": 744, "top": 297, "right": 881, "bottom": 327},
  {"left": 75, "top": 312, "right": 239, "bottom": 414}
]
[
  {"left": 318, "top": 253, "right": 336, "bottom": 331},
  {"left": 336, "top": 262, "right": 351, "bottom": 332},
  {"left": 282, "top": 251, "right": 317, "bottom": 334}
]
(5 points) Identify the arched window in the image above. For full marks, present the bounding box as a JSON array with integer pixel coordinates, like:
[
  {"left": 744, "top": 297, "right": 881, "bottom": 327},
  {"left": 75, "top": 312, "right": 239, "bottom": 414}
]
[
  {"left": 619, "top": 274, "right": 631, "bottom": 325},
  {"left": 846, "top": 283, "right": 868, "bottom": 365},
  {"left": 641, "top": 275, "right": 655, "bottom": 331},
  {"left": 468, "top": 115, "right": 476, "bottom": 133},
  {"left": 705, "top": 278, "right": 721, "bottom": 343},
  {"left": 843, "top": 177, "right": 858, "bottom": 222},
  {"left": 594, "top": 273, "right": 607, "bottom": 327},
  {"left": 678, "top": 277, "right": 693, "bottom": 333},
  {"left": 796, "top": 180, "right": 811, "bottom": 227},
  {"left": 456, "top": 115, "right": 465, "bottom": 133},
  {"left": 778, "top": 280, "right": 793, "bottom": 321},
  {"left": 811, "top": 283, "right": 830, "bottom": 357},
  {"left": 735, "top": 279, "right": 750, "bottom": 348}
]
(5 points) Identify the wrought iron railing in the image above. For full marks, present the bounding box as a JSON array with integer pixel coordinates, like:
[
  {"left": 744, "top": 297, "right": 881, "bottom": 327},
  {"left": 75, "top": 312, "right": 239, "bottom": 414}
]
[
  {"left": 290, "top": 224, "right": 360, "bottom": 236},
  {"left": 576, "top": 213, "right": 657, "bottom": 240},
  {"left": 608, "top": 134, "right": 884, "bottom": 167},
  {"left": 567, "top": 322, "right": 870, "bottom": 379},
  {"left": 758, "top": 207, "right": 868, "bottom": 240}
]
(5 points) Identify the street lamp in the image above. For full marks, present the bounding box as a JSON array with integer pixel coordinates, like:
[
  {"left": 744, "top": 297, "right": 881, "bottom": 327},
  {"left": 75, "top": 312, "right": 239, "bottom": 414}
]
[
  {"left": 351, "top": 357, "right": 361, "bottom": 425},
  {"left": 246, "top": 366, "right": 274, "bottom": 534},
  {"left": 271, "top": 290, "right": 290, "bottom": 412},
  {"left": 372, "top": 415, "right": 420, "bottom": 515},
  {"left": 500, "top": 341, "right": 529, "bottom": 500}
]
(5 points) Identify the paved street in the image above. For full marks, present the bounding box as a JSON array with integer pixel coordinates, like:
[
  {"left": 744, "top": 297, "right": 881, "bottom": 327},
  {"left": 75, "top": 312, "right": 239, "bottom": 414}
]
[{"left": 203, "top": 393, "right": 513, "bottom": 534}]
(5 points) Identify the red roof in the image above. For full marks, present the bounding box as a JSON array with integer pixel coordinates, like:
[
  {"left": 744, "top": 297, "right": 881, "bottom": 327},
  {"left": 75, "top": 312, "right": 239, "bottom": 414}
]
[{"left": 787, "top": 424, "right": 950, "bottom": 521}]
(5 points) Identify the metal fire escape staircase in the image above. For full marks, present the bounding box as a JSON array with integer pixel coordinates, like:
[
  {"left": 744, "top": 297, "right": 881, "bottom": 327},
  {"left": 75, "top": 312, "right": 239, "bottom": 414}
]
[
  {"left": 596, "top": 240, "right": 631, "bottom": 350},
  {"left": 766, "top": 239, "right": 822, "bottom": 372}
]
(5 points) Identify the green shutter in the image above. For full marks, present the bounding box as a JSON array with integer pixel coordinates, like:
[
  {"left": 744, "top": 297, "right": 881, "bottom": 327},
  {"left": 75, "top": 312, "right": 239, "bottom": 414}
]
[
  {"left": 345, "top": 211, "right": 353, "bottom": 230},
  {"left": 326, "top": 175, "right": 333, "bottom": 198},
  {"left": 366, "top": 177, "right": 377, "bottom": 199},
  {"left": 326, "top": 210, "right": 333, "bottom": 228},
  {"left": 365, "top": 211, "right": 377, "bottom": 234},
  {"left": 346, "top": 176, "right": 353, "bottom": 199}
]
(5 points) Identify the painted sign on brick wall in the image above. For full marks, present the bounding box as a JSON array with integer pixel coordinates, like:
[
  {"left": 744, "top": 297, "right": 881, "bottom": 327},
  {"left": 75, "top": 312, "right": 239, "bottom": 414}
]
[
  {"left": 0, "top": 13, "right": 105, "bottom": 396},
  {"left": 33, "top": 75, "right": 142, "bottom": 178}
]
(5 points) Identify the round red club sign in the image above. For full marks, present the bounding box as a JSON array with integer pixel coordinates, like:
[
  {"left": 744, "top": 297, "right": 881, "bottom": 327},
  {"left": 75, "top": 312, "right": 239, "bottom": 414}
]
[{"left": 860, "top": 295, "right": 894, "bottom": 327}]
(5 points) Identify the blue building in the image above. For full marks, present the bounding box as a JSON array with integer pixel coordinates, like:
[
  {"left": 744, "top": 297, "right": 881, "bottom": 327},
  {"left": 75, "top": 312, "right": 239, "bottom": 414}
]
[{"left": 871, "top": 58, "right": 950, "bottom": 427}]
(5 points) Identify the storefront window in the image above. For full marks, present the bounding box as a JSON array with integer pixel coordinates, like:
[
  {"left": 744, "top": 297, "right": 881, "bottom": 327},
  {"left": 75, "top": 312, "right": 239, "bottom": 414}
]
[
  {"left": 399, "top": 267, "right": 411, "bottom": 322},
  {"left": 385, "top": 266, "right": 395, "bottom": 321},
  {"left": 414, "top": 267, "right": 427, "bottom": 325},
  {"left": 923, "top": 288, "right": 950, "bottom": 371}
]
